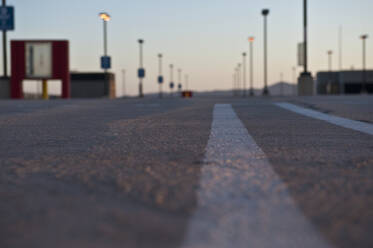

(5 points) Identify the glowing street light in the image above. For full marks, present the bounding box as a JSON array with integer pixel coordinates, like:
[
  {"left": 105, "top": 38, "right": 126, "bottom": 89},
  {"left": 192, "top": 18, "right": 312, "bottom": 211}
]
[{"left": 99, "top": 12, "right": 111, "bottom": 21}]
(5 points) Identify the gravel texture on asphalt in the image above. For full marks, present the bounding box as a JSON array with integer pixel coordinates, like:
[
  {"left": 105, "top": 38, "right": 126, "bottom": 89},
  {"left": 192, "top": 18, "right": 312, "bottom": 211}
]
[
  {"left": 1, "top": 96, "right": 372, "bottom": 248},
  {"left": 235, "top": 99, "right": 373, "bottom": 248},
  {"left": 0, "top": 98, "right": 213, "bottom": 248}
]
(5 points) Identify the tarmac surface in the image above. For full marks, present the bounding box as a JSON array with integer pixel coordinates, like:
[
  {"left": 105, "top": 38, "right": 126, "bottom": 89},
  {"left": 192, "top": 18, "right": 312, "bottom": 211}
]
[{"left": 0, "top": 95, "right": 372, "bottom": 248}]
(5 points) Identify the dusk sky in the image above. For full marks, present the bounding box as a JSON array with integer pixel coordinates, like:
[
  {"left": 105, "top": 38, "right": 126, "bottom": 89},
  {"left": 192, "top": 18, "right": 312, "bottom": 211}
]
[{"left": 5, "top": 0, "right": 373, "bottom": 96}]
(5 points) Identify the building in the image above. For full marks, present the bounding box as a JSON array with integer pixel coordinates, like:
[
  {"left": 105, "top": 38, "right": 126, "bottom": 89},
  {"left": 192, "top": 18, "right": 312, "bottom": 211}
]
[
  {"left": 71, "top": 72, "right": 116, "bottom": 98},
  {"left": 316, "top": 70, "right": 373, "bottom": 95}
]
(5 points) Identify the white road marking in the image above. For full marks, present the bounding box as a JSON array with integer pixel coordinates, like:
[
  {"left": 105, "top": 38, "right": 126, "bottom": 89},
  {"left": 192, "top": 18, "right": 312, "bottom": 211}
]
[
  {"left": 182, "top": 104, "right": 332, "bottom": 248},
  {"left": 276, "top": 102, "right": 373, "bottom": 136}
]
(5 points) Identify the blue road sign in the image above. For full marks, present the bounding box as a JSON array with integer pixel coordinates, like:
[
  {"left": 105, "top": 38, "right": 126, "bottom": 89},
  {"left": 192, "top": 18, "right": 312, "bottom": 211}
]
[
  {"left": 101, "top": 56, "right": 111, "bottom": 69},
  {"left": 0, "top": 6, "right": 14, "bottom": 31},
  {"left": 158, "top": 76, "right": 164, "bottom": 84},
  {"left": 138, "top": 68, "right": 146, "bottom": 78}
]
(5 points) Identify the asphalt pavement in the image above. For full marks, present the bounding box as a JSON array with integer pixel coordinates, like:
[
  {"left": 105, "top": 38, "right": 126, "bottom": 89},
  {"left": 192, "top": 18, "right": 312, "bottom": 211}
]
[{"left": 0, "top": 95, "right": 372, "bottom": 248}]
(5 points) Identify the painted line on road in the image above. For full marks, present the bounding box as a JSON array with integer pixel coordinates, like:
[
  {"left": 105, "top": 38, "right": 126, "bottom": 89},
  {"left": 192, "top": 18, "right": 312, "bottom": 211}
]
[
  {"left": 275, "top": 102, "right": 373, "bottom": 136},
  {"left": 182, "top": 104, "right": 332, "bottom": 248}
]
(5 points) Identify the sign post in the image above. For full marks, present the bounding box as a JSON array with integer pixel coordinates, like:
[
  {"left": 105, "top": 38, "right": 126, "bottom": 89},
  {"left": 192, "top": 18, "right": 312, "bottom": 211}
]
[{"left": 0, "top": 1, "right": 14, "bottom": 78}]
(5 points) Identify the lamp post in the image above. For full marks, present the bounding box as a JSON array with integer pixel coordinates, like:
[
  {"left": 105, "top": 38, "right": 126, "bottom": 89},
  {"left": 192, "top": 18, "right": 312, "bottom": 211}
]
[
  {"left": 2, "top": 0, "right": 7, "bottom": 78},
  {"left": 262, "top": 9, "right": 270, "bottom": 95},
  {"left": 242, "top": 52, "right": 247, "bottom": 97},
  {"left": 232, "top": 73, "right": 236, "bottom": 96},
  {"left": 327, "top": 50, "right": 333, "bottom": 94},
  {"left": 169, "top": 64, "right": 174, "bottom": 96},
  {"left": 360, "top": 34, "right": 368, "bottom": 94},
  {"left": 99, "top": 12, "right": 111, "bottom": 73},
  {"left": 138, "top": 39, "right": 145, "bottom": 98},
  {"left": 280, "top": 72, "right": 284, "bottom": 96},
  {"left": 237, "top": 63, "right": 241, "bottom": 96},
  {"left": 158, "top": 54, "right": 164, "bottom": 98},
  {"left": 249, "top": 37, "right": 255, "bottom": 96},
  {"left": 178, "top": 69, "right": 182, "bottom": 94},
  {"left": 292, "top": 66, "right": 296, "bottom": 96},
  {"left": 122, "top": 69, "right": 126, "bottom": 98},
  {"left": 234, "top": 67, "right": 238, "bottom": 96},
  {"left": 303, "top": 0, "right": 308, "bottom": 75},
  {"left": 298, "top": 0, "right": 314, "bottom": 96}
]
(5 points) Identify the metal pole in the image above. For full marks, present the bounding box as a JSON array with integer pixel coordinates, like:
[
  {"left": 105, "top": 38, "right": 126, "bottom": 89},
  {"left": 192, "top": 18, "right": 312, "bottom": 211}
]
[
  {"left": 292, "top": 67, "right": 296, "bottom": 96},
  {"left": 122, "top": 69, "right": 126, "bottom": 97},
  {"left": 362, "top": 37, "right": 367, "bottom": 93},
  {"left": 3, "top": 0, "right": 7, "bottom": 78},
  {"left": 249, "top": 39, "right": 254, "bottom": 96},
  {"left": 138, "top": 40, "right": 144, "bottom": 98},
  {"left": 158, "top": 54, "right": 162, "bottom": 75},
  {"left": 328, "top": 51, "right": 332, "bottom": 72},
  {"left": 264, "top": 15, "right": 267, "bottom": 93},
  {"left": 178, "top": 69, "right": 182, "bottom": 93},
  {"left": 170, "top": 64, "right": 174, "bottom": 96},
  {"left": 328, "top": 51, "right": 333, "bottom": 94},
  {"left": 262, "top": 9, "right": 269, "bottom": 95},
  {"left": 233, "top": 73, "right": 236, "bottom": 96},
  {"left": 303, "top": 0, "right": 308, "bottom": 73},
  {"left": 102, "top": 20, "right": 108, "bottom": 74},
  {"left": 103, "top": 21, "right": 107, "bottom": 56},
  {"left": 170, "top": 64, "right": 173, "bottom": 82},
  {"left": 235, "top": 68, "right": 238, "bottom": 96},
  {"left": 158, "top": 54, "right": 163, "bottom": 98},
  {"left": 280, "top": 73, "right": 283, "bottom": 96},
  {"left": 237, "top": 64, "right": 241, "bottom": 95},
  {"left": 339, "top": 25, "right": 343, "bottom": 71},
  {"left": 242, "top": 52, "right": 247, "bottom": 97},
  {"left": 139, "top": 43, "right": 143, "bottom": 68}
]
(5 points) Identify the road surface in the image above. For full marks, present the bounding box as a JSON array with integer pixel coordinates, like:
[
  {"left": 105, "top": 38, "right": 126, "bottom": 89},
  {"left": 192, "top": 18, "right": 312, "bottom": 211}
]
[{"left": 0, "top": 95, "right": 372, "bottom": 248}]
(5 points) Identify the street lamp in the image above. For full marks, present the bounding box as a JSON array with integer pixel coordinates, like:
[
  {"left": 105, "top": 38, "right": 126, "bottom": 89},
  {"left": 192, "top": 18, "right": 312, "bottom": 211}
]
[
  {"left": 280, "top": 72, "right": 284, "bottom": 96},
  {"left": 242, "top": 52, "right": 247, "bottom": 97},
  {"left": 292, "top": 66, "right": 297, "bottom": 96},
  {"left": 2, "top": 0, "right": 9, "bottom": 78},
  {"left": 122, "top": 69, "right": 126, "bottom": 98},
  {"left": 360, "top": 34, "right": 368, "bottom": 94},
  {"left": 158, "top": 54, "right": 164, "bottom": 98},
  {"left": 98, "top": 12, "right": 111, "bottom": 73},
  {"left": 327, "top": 50, "right": 333, "bottom": 94},
  {"left": 169, "top": 64, "right": 175, "bottom": 96},
  {"left": 237, "top": 63, "right": 241, "bottom": 96},
  {"left": 232, "top": 73, "right": 236, "bottom": 96},
  {"left": 249, "top": 36, "right": 255, "bottom": 96},
  {"left": 298, "top": 0, "right": 314, "bottom": 96},
  {"left": 178, "top": 69, "right": 182, "bottom": 94},
  {"left": 234, "top": 67, "right": 238, "bottom": 96},
  {"left": 138, "top": 39, "right": 145, "bottom": 98},
  {"left": 262, "top": 9, "right": 270, "bottom": 95}
]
